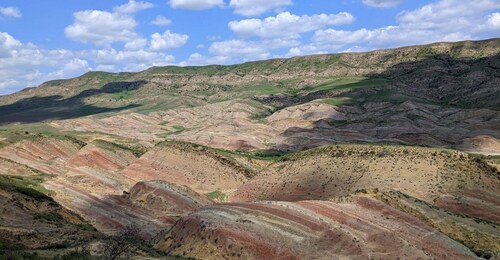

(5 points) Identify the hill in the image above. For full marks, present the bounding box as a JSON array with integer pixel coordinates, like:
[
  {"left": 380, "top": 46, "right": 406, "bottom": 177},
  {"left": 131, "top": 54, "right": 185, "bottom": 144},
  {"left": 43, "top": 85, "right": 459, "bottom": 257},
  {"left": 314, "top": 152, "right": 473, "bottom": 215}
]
[
  {"left": 0, "top": 38, "right": 499, "bottom": 154},
  {"left": 0, "top": 39, "right": 499, "bottom": 259}
]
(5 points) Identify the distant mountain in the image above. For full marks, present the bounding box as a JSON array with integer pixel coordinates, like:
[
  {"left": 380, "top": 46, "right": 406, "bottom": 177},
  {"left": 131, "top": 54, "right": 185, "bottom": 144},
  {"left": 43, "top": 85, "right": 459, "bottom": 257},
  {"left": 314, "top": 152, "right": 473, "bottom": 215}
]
[{"left": 2, "top": 38, "right": 498, "bottom": 153}]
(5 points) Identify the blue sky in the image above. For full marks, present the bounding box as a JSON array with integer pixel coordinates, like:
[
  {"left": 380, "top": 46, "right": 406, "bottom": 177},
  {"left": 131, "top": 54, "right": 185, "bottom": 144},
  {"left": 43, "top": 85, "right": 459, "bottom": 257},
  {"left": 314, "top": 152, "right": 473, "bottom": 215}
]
[{"left": 0, "top": 0, "right": 499, "bottom": 95}]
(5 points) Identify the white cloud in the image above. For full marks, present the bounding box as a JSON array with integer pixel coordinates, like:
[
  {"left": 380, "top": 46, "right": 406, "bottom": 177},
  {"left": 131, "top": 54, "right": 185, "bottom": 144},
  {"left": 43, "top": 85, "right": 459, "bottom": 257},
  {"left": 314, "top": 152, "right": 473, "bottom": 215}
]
[
  {"left": 65, "top": 10, "right": 137, "bottom": 45},
  {"left": 150, "top": 30, "right": 189, "bottom": 51},
  {"left": 113, "top": 0, "right": 153, "bottom": 13},
  {"left": 151, "top": 15, "right": 172, "bottom": 26},
  {"left": 88, "top": 48, "right": 175, "bottom": 71},
  {"left": 485, "top": 12, "right": 500, "bottom": 29},
  {"left": 229, "top": 0, "right": 292, "bottom": 16},
  {"left": 95, "top": 64, "right": 116, "bottom": 71},
  {"left": 46, "top": 59, "right": 91, "bottom": 79},
  {"left": 180, "top": 52, "right": 230, "bottom": 66},
  {"left": 205, "top": 38, "right": 300, "bottom": 64},
  {"left": 0, "top": 33, "right": 44, "bottom": 93},
  {"left": 0, "top": 31, "right": 182, "bottom": 95},
  {"left": 288, "top": 0, "right": 500, "bottom": 56},
  {"left": 0, "top": 32, "right": 93, "bottom": 94},
  {"left": 0, "top": 32, "right": 21, "bottom": 52},
  {"left": 229, "top": 12, "right": 354, "bottom": 38},
  {"left": 362, "top": 0, "right": 401, "bottom": 8},
  {"left": 124, "top": 38, "right": 148, "bottom": 50},
  {"left": 209, "top": 40, "right": 270, "bottom": 58},
  {"left": 169, "top": 0, "right": 224, "bottom": 10},
  {"left": 0, "top": 6, "right": 21, "bottom": 18}
]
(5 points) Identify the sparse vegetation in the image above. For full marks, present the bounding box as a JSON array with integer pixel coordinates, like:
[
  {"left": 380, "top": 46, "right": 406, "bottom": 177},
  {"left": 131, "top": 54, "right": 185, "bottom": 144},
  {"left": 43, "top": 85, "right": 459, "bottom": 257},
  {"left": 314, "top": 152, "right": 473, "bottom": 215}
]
[{"left": 206, "top": 190, "right": 227, "bottom": 201}]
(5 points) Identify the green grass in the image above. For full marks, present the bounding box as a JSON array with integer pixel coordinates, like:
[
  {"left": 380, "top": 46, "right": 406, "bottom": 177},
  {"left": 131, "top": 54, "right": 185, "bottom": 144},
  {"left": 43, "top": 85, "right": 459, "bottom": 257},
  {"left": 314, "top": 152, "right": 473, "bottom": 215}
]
[
  {"left": 0, "top": 175, "right": 54, "bottom": 200},
  {"left": 162, "top": 140, "right": 286, "bottom": 163},
  {"left": 206, "top": 190, "right": 228, "bottom": 201},
  {"left": 212, "top": 147, "right": 285, "bottom": 162},
  {"left": 108, "top": 90, "right": 134, "bottom": 100},
  {"left": 0, "top": 123, "right": 87, "bottom": 150},
  {"left": 172, "top": 125, "right": 185, "bottom": 132},
  {"left": 321, "top": 97, "right": 353, "bottom": 106},
  {"left": 93, "top": 139, "right": 147, "bottom": 157},
  {"left": 0, "top": 123, "right": 59, "bottom": 143},
  {"left": 305, "top": 77, "right": 388, "bottom": 93},
  {"left": 157, "top": 125, "right": 187, "bottom": 139}
]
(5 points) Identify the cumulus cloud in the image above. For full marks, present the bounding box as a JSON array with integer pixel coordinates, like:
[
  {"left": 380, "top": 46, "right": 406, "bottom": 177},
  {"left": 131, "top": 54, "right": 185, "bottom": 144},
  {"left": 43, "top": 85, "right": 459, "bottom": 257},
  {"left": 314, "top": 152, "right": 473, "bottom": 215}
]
[
  {"left": 65, "top": 10, "right": 138, "bottom": 45},
  {"left": 229, "top": 0, "right": 292, "bottom": 16},
  {"left": 288, "top": 0, "right": 500, "bottom": 56},
  {"left": 169, "top": 0, "right": 224, "bottom": 10},
  {"left": 202, "top": 38, "right": 300, "bottom": 64},
  {"left": 485, "top": 12, "right": 500, "bottom": 29},
  {"left": 0, "top": 29, "right": 182, "bottom": 94},
  {"left": 209, "top": 40, "right": 270, "bottom": 58},
  {"left": 0, "top": 32, "right": 91, "bottom": 94},
  {"left": 124, "top": 38, "right": 148, "bottom": 51},
  {"left": 88, "top": 48, "right": 175, "bottom": 71},
  {"left": 229, "top": 12, "right": 354, "bottom": 38},
  {"left": 362, "top": 0, "right": 401, "bottom": 8},
  {"left": 0, "top": 6, "right": 21, "bottom": 18},
  {"left": 0, "top": 1, "right": 192, "bottom": 94},
  {"left": 46, "top": 59, "right": 91, "bottom": 79},
  {"left": 113, "top": 0, "right": 153, "bottom": 13},
  {"left": 150, "top": 30, "right": 189, "bottom": 51},
  {"left": 151, "top": 15, "right": 172, "bottom": 26}
]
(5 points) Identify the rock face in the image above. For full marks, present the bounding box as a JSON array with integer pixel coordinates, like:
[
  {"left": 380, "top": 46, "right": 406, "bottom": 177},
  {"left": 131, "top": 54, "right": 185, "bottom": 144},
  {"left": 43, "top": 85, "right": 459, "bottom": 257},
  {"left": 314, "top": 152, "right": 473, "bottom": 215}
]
[
  {"left": 128, "top": 180, "right": 212, "bottom": 218},
  {"left": 158, "top": 198, "right": 478, "bottom": 260}
]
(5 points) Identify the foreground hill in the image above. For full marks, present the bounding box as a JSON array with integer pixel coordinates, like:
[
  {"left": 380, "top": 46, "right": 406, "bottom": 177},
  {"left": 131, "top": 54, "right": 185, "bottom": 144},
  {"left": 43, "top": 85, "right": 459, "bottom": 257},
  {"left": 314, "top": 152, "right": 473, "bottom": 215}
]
[{"left": 0, "top": 135, "right": 498, "bottom": 258}]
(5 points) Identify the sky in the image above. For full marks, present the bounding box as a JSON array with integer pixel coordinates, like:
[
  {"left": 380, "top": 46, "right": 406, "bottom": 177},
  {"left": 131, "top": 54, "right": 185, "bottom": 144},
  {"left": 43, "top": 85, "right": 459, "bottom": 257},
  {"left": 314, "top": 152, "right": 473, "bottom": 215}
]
[{"left": 0, "top": 0, "right": 499, "bottom": 95}]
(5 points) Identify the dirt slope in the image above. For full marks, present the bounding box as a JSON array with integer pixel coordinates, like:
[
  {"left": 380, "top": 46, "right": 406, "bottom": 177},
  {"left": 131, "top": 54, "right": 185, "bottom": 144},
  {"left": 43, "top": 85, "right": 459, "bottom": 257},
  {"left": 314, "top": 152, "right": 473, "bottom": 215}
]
[
  {"left": 0, "top": 176, "right": 98, "bottom": 251},
  {"left": 121, "top": 141, "right": 254, "bottom": 194},
  {"left": 158, "top": 197, "right": 478, "bottom": 260},
  {"left": 233, "top": 145, "right": 499, "bottom": 204}
]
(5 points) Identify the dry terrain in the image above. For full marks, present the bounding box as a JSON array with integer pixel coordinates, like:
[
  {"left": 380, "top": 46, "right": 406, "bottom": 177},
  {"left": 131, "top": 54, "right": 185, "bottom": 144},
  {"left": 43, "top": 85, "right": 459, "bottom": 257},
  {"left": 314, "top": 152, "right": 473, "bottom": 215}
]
[{"left": 0, "top": 39, "right": 498, "bottom": 259}]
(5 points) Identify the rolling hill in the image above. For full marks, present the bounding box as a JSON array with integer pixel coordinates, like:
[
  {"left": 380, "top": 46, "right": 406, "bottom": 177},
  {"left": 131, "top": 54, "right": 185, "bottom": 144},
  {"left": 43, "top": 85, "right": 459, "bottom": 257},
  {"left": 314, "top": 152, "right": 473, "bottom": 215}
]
[{"left": 0, "top": 39, "right": 499, "bottom": 259}]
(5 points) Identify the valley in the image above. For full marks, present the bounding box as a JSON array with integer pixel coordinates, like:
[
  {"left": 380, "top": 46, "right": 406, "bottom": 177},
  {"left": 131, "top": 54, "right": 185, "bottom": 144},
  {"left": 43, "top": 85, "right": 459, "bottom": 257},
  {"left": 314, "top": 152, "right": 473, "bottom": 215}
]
[{"left": 0, "top": 39, "right": 499, "bottom": 259}]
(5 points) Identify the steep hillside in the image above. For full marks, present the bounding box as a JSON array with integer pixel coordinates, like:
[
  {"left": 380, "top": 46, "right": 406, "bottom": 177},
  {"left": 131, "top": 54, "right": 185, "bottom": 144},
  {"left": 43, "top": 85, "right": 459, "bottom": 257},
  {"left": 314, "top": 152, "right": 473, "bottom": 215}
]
[
  {"left": 121, "top": 141, "right": 255, "bottom": 194},
  {"left": 2, "top": 39, "right": 498, "bottom": 154},
  {"left": 0, "top": 175, "right": 99, "bottom": 255},
  {"left": 233, "top": 145, "right": 499, "bottom": 203},
  {"left": 158, "top": 198, "right": 479, "bottom": 259}
]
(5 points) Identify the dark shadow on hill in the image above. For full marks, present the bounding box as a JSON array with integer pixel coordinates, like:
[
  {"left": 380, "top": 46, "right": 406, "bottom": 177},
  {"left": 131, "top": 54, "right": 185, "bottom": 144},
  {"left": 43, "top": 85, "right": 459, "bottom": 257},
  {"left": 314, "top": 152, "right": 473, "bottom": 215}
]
[
  {"left": 267, "top": 53, "right": 500, "bottom": 152},
  {"left": 368, "top": 53, "right": 500, "bottom": 110},
  {"left": 0, "top": 81, "right": 147, "bottom": 124}
]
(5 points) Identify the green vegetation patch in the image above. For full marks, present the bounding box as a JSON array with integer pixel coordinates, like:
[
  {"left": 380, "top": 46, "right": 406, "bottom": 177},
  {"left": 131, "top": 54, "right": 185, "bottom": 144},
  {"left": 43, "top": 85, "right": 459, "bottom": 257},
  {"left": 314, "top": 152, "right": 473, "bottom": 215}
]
[
  {"left": 108, "top": 90, "right": 135, "bottom": 100},
  {"left": 93, "top": 139, "right": 147, "bottom": 157},
  {"left": 306, "top": 77, "right": 388, "bottom": 93},
  {"left": 157, "top": 125, "right": 187, "bottom": 139},
  {"left": 0, "top": 175, "right": 54, "bottom": 200},
  {"left": 0, "top": 123, "right": 87, "bottom": 148},
  {"left": 321, "top": 97, "right": 353, "bottom": 106},
  {"left": 206, "top": 190, "right": 228, "bottom": 201}
]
